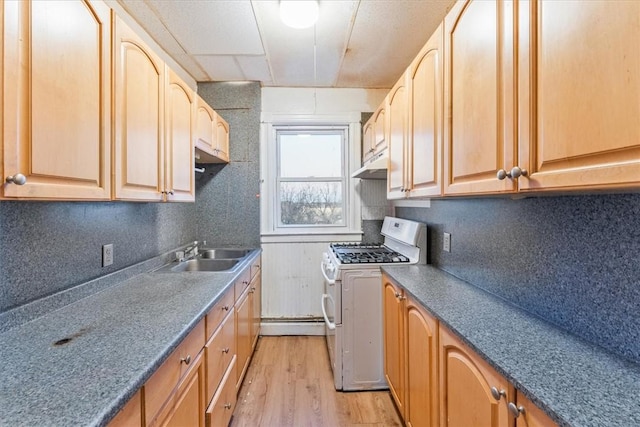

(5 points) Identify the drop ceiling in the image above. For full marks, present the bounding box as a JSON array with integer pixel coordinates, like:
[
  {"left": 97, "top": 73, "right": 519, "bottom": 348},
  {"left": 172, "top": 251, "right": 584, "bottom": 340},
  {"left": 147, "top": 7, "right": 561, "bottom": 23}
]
[{"left": 117, "top": 0, "right": 456, "bottom": 89}]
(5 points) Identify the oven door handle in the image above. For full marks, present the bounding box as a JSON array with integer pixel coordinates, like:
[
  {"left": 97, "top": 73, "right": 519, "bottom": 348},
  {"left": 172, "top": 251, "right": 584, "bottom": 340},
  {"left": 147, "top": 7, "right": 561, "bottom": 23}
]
[
  {"left": 321, "top": 294, "right": 336, "bottom": 330},
  {"left": 321, "top": 262, "right": 336, "bottom": 285}
]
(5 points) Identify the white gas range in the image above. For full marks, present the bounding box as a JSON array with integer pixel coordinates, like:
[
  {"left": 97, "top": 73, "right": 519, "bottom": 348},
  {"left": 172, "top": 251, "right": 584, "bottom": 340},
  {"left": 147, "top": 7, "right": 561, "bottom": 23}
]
[{"left": 320, "top": 216, "right": 427, "bottom": 391}]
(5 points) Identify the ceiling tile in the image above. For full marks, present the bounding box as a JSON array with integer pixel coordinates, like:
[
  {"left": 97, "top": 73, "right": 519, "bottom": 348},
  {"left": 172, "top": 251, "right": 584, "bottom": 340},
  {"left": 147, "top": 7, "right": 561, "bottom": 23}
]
[
  {"left": 194, "top": 55, "right": 244, "bottom": 81},
  {"left": 337, "top": 0, "right": 456, "bottom": 88},
  {"left": 172, "top": 53, "right": 210, "bottom": 81},
  {"left": 237, "top": 56, "right": 273, "bottom": 84},
  {"left": 146, "top": 0, "right": 264, "bottom": 55}
]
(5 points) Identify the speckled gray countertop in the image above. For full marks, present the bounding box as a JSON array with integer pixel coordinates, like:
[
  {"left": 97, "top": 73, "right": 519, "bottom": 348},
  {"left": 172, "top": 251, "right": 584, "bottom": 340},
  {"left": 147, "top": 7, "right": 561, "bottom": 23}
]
[
  {"left": 0, "top": 250, "right": 260, "bottom": 427},
  {"left": 382, "top": 265, "right": 640, "bottom": 427}
]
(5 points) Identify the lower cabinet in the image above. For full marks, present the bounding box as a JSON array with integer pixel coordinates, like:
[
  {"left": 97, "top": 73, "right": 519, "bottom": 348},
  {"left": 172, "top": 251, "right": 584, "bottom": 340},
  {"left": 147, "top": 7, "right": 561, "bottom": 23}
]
[
  {"left": 107, "top": 259, "right": 261, "bottom": 427},
  {"left": 382, "top": 274, "right": 557, "bottom": 427}
]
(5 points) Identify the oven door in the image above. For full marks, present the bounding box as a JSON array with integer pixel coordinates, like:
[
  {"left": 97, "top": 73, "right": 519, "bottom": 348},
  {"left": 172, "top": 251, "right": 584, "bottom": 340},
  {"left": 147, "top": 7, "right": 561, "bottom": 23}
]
[{"left": 321, "top": 254, "right": 342, "bottom": 390}]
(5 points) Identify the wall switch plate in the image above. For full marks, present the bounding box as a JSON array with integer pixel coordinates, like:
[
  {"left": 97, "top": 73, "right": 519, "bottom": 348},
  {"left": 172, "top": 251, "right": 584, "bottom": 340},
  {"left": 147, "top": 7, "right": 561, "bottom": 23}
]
[
  {"left": 443, "top": 233, "right": 451, "bottom": 253},
  {"left": 102, "top": 244, "right": 114, "bottom": 267}
]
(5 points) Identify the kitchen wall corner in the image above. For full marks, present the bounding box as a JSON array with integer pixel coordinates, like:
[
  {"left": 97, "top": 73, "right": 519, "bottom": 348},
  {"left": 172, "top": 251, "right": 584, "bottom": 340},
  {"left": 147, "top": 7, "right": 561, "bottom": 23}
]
[{"left": 195, "top": 82, "right": 261, "bottom": 248}]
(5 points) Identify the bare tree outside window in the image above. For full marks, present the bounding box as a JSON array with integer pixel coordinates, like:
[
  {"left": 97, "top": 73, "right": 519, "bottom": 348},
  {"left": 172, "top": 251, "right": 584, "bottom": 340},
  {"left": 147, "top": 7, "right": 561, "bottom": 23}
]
[{"left": 277, "top": 130, "right": 346, "bottom": 227}]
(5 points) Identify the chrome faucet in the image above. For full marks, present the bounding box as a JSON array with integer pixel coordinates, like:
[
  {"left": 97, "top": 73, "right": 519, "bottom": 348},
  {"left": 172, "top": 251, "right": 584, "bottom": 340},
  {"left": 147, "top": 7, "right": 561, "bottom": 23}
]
[{"left": 176, "top": 241, "right": 203, "bottom": 262}]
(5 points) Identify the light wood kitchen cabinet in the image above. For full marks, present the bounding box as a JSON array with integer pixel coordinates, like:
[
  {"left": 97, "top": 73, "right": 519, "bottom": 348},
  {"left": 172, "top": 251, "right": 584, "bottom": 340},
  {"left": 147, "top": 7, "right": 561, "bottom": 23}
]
[
  {"left": 382, "top": 276, "right": 406, "bottom": 416},
  {"left": 406, "top": 295, "right": 438, "bottom": 427},
  {"left": 2, "top": 0, "right": 112, "bottom": 200},
  {"left": 404, "top": 23, "right": 444, "bottom": 198},
  {"left": 516, "top": 0, "right": 640, "bottom": 192},
  {"left": 363, "top": 104, "right": 387, "bottom": 164},
  {"left": 382, "top": 274, "right": 438, "bottom": 426},
  {"left": 164, "top": 68, "right": 195, "bottom": 202},
  {"left": 194, "top": 95, "right": 229, "bottom": 164},
  {"left": 214, "top": 115, "right": 230, "bottom": 163},
  {"left": 514, "top": 393, "right": 557, "bottom": 427},
  {"left": 439, "top": 326, "right": 513, "bottom": 427},
  {"left": 152, "top": 352, "right": 205, "bottom": 427},
  {"left": 145, "top": 321, "right": 205, "bottom": 425},
  {"left": 386, "top": 74, "right": 409, "bottom": 200},
  {"left": 443, "top": 0, "right": 516, "bottom": 196},
  {"left": 205, "top": 307, "right": 235, "bottom": 402},
  {"left": 113, "top": 15, "right": 165, "bottom": 201},
  {"left": 235, "top": 283, "right": 251, "bottom": 393},
  {"left": 249, "top": 257, "right": 262, "bottom": 351}
]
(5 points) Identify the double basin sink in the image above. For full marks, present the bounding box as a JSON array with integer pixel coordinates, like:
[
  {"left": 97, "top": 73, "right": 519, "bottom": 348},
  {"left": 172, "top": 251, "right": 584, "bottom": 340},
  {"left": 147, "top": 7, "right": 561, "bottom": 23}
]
[{"left": 156, "top": 248, "right": 253, "bottom": 273}]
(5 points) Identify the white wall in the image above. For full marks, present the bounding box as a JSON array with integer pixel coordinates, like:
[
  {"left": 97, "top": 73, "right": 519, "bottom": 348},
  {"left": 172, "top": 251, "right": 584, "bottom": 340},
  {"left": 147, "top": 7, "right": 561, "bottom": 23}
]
[{"left": 260, "top": 87, "right": 388, "bottom": 335}]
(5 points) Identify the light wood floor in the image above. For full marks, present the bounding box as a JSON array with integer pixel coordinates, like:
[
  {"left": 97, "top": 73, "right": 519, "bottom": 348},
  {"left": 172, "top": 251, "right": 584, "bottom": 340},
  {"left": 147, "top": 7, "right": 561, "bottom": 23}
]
[{"left": 231, "top": 336, "right": 403, "bottom": 427}]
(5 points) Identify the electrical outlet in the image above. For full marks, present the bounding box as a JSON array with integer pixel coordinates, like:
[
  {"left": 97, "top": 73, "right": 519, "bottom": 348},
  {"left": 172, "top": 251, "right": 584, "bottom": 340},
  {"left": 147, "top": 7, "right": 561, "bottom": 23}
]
[
  {"left": 443, "top": 233, "right": 451, "bottom": 253},
  {"left": 102, "top": 244, "right": 114, "bottom": 267}
]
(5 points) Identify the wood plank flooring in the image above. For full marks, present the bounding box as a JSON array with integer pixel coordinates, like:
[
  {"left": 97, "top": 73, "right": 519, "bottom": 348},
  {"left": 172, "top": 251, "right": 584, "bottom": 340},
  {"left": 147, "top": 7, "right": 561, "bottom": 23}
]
[{"left": 231, "top": 336, "right": 402, "bottom": 427}]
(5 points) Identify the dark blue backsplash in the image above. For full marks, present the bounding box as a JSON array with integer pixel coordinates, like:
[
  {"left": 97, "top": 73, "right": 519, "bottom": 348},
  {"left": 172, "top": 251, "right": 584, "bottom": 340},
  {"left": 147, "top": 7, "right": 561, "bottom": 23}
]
[{"left": 397, "top": 193, "right": 640, "bottom": 363}]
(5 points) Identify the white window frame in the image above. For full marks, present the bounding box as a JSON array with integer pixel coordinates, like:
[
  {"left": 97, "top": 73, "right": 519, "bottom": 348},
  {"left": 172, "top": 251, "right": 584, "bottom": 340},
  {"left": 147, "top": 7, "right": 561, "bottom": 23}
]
[{"left": 261, "top": 113, "right": 363, "bottom": 242}]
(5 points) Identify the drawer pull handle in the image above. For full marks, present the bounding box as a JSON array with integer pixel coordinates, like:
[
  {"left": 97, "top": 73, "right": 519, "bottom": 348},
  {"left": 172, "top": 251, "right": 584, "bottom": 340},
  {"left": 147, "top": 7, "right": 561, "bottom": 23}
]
[
  {"left": 180, "top": 355, "right": 191, "bottom": 365},
  {"left": 222, "top": 347, "right": 230, "bottom": 354},
  {"left": 490, "top": 386, "right": 506, "bottom": 401},
  {"left": 222, "top": 305, "right": 230, "bottom": 311},
  {"left": 242, "top": 280, "right": 249, "bottom": 285},
  {"left": 6, "top": 173, "right": 27, "bottom": 185},
  {"left": 508, "top": 402, "right": 525, "bottom": 418},
  {"left": 394, "top": 292, "right": 406, "bottom": 301},
  {"left": 224, "top": 403, "right": 232, "bottom": 410}
]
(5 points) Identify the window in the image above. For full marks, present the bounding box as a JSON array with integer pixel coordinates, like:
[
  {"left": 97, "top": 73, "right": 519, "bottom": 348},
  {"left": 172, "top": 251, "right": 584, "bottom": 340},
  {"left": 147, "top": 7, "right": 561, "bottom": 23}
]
[{"left": 277, "top": 128, "right": 347, "bottom": 227}]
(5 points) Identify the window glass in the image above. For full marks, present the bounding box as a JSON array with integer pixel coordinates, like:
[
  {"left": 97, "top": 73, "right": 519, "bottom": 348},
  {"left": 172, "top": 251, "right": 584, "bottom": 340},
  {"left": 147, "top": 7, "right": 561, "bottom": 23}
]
[{"left": 276, "top": 129, "right": 346, "bottom": 227}]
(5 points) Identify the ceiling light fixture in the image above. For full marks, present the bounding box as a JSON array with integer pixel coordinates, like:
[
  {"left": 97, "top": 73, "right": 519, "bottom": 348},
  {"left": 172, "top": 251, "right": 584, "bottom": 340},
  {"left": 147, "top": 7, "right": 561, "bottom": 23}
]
[{"left": 279, "top": 0, "right": 319, "bottom": 29}]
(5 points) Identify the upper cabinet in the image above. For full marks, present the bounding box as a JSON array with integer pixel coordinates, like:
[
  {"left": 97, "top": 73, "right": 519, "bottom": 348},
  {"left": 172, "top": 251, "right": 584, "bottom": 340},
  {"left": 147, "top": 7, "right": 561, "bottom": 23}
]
[
  {"left": 443, "top": 0, "right": 516, "bottom": 196},
  {"left": 195, "top": 95, "right": 229, "bottom": 164},
  {"left": 165, "top": 68, "right": 195, "bottom": 202},
  {"left": 2, "top": 0, "right": 112, "bottom": 200},
  {"left": 387, "top": 74, "right": 409, "bottom": 199},
  {"left": 517, "top": 0, "right": 640, "bottom": 192},
  {"left": 362, "top": 104, "right": 387, "bottom": 164},
  {"left": 113, "top": 15, "right": 165, "bottom": 201}
]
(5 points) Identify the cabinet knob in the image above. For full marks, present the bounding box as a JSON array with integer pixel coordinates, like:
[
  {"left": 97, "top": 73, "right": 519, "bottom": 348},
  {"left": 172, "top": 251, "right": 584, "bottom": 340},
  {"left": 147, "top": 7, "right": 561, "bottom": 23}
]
[
  {"left": 167, "top": 190, "right": 174, "bottom": 195},
  {"left": 180, "top": 355, "right": 191, "bottom": 365},
  {"left": 490, "top": 386, "right": 506, "bottom": 401},
  {"left": 243, "top": 280, "right": 249, "bottom": 285},
  {"left": 394, "top": 292, "right": 406, "bottom": 301},
  {"left": 222, "top": 347, "right": 230, "bottom": 354},
  {"left": 5, "top": 173, "right": 27, "bottom": 185},
  {"left": 224, "top": 403, "right": 232, "bottom": 410},
  {"left": 222, "top": 305, "right": 230, "bottom": 311},
  {"left": 497, "top": 167, "right": 528, "bottom": 181},
  {"left": 508, "top": 402, "right": 525, "bottom": 418}
]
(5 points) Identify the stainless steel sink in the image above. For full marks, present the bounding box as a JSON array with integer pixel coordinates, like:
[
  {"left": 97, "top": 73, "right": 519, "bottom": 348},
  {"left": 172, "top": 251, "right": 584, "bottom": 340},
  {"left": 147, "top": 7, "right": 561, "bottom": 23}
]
[
  {"left": 199, "top": 249, "right": 251, "bottom": 259},
  {"left": 160, "top": 258, "right": 240, "bottom": 273}
]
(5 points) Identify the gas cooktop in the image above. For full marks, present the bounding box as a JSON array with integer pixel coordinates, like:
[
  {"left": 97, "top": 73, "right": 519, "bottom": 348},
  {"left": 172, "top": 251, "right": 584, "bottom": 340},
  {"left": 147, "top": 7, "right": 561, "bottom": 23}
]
[{"left": 329, "top": 242, "right": 410, "bottom": 264}]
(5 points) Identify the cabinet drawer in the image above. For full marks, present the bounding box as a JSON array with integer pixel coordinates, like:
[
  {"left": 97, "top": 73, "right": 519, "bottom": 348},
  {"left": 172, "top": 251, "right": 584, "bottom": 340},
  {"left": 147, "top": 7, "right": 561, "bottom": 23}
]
[
  {"left": 250, "top": 257, "right": 261, "bottom": 280},
  {"left": 234, "top": 269, "right": 251, "bottom": 303},
  {"left": 205, "top": 308, "right": 235, "bottom": 402},
  {"left": 205, "top": 358, "right": 237, "bottom": 427},
  {"left": 145, "top": 320, "right": 205, "bottom": 423},
  {"left": 206, "top": 289, "right": 234, "bottom": 341}
]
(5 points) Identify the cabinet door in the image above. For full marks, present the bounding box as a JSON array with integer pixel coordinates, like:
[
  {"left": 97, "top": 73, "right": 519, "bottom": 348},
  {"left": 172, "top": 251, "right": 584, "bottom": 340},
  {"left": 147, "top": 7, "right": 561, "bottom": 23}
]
[
  {"left": 407, "top": 24, "right": 443, "bottom": 198},
  {"left": 2, "top": 0, "right": 111, "bottom": 200},
  {"left": 382, "top": 275, "right": 405, "bottom": 416},
  {"left": 113, "top": 16, "right": 164, "bottom": 201},
  {"left": 215, "top": 115, "right": 230, "bottom": 163},
  {"left": 362, "top": 119, "right": 375, "bottom": 163},
  {"left": 517, "top": 1, "right": 640, "bottom": 191},
  {"left": 195, "top": 95, "right": 216, "bottom": 157},
  {"left": 108, "top": 390, "right": 142, "bottom": 427},
  {"left": 373, "top": 105, "right": 387, "bottom": 154},
  {"left": 250, "top": 274, "right": 262, "bottom": 351},
  {"left": 515, "top": 393, "right": 557, "bottom": 427},
  {"left": 165, "top": 68, "right": 194, "bottom": 202},
  {"left": 443, "top": 0, "right": 516, "bottom": 195},
  {"left": 156, "top": 353, "right": 205, "bottom": 427},
  {"left": 235, "top": 285, "right": 251, "bottom": 392},
  {"left": 406, "top": 297, "right": 438, "bottom": 427},
  {"left": 387, "top": 75, "right": 409, "bottom": 200},
  {"left": 440, "top": 326, "right": 513, "bottom": 427}
]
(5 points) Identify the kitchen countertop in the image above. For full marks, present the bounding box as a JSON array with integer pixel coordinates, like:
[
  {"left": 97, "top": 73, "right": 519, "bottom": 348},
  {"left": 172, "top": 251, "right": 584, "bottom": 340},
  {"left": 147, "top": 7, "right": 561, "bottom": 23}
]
[
  {"left": 0, "top": 249, "right": 260, "bottom": 427},
  {"left": 382, "top": 264, "right": 640, "bottom": 427}
]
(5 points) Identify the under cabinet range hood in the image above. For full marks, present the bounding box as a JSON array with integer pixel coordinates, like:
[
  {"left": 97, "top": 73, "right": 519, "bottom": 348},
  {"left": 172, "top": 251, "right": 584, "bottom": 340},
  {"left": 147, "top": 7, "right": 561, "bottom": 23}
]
[{"left": 351, "top": 151, "right": 388, "bottom": 180}]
